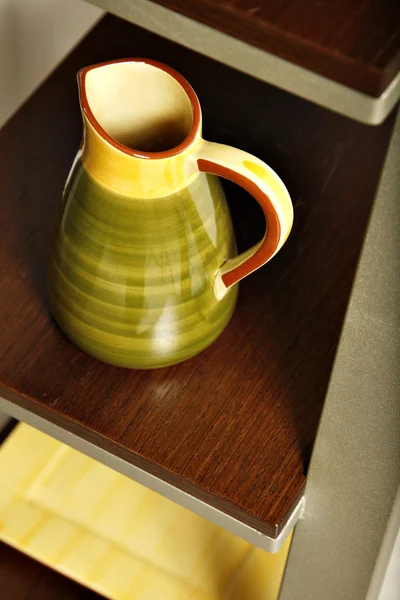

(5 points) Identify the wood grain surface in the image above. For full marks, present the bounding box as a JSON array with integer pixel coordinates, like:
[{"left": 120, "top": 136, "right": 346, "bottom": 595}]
[
  {"left": 0, "top": 15, "right": 396, "bottom": 538},
  {"left": 0, "top": 543, "right": 101, "bottom": 600},
  {"left": 147, "top": 0, "right": 400, "bottom": 96}
]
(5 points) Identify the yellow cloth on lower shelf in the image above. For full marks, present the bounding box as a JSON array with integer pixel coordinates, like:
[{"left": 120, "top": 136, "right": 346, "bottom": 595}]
[{"left": 0, "top": 423, "right": 291, "bottom": 599}]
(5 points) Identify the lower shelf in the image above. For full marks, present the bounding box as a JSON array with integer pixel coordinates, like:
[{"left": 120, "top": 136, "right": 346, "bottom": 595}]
[
  {"left": 0, "top": 542, "right": 102, "bottom": 600},
  {"left": 0, "top": 424, "right": 292, "bottom": 599}
]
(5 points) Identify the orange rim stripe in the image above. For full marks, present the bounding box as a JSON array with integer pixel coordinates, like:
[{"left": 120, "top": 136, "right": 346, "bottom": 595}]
[{"left": 78, "top": 58, "right": 201, "bottom": 160}]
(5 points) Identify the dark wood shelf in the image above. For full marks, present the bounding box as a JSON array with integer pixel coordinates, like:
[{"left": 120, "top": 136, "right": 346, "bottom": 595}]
[
  {"left": 147, "top": 0, "right": 400, "bottom": 97},
  {"left": 0, "top": 543, "right": 101, "bottom": 600},
  {"left": 0, "top": 15, "right": 395, "bottom": 541}
]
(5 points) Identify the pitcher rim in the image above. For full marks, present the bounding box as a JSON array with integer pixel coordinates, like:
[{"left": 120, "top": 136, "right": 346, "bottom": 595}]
[{"left": 77, "top": 58, "right": 201, "bottom": 160}]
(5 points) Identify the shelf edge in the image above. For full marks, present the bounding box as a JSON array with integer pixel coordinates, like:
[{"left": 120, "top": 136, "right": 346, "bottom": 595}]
[{"left": 0, "top": 397, "right": 303, "bottom": 554}]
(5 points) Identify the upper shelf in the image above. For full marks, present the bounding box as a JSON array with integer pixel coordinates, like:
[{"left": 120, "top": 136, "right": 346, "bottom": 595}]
[
  {"left": 145, "top": 0, "right": 400, "bottom": 97},
  {"left": 86, "top": 0, "right": 400, "bottom": 124},
  {"left": 0, "top": 15, "right": 395, "bottom": 550}
]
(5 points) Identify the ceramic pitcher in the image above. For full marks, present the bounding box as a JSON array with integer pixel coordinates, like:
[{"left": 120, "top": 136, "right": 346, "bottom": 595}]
[{"left": 48, "top": 58, "right": 293, "bottom": 369}]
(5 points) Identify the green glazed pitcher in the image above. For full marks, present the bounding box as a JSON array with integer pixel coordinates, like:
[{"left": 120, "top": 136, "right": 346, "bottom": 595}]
[{"left": 48, "top": 58, "right": 293, "bottom": 369}]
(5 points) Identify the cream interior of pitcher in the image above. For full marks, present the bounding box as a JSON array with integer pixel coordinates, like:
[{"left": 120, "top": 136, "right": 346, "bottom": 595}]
[{"left": 84, "top": 61, "right": 194, "bottom": 153}]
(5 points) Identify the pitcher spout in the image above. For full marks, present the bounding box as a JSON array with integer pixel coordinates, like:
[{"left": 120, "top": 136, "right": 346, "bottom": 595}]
[{"left": 77, "top": 58, "right": 202, "bottom": 198}]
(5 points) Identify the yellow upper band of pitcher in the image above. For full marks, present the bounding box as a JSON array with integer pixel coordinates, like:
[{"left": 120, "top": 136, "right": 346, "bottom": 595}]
[{"left": 81, "top": 117, "right": 199, "bottom": 198}]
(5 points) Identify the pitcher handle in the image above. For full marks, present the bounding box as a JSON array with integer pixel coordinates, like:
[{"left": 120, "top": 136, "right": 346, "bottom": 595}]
[{"left": 195, "top": 141, "right": 294, "bottom": 299}]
